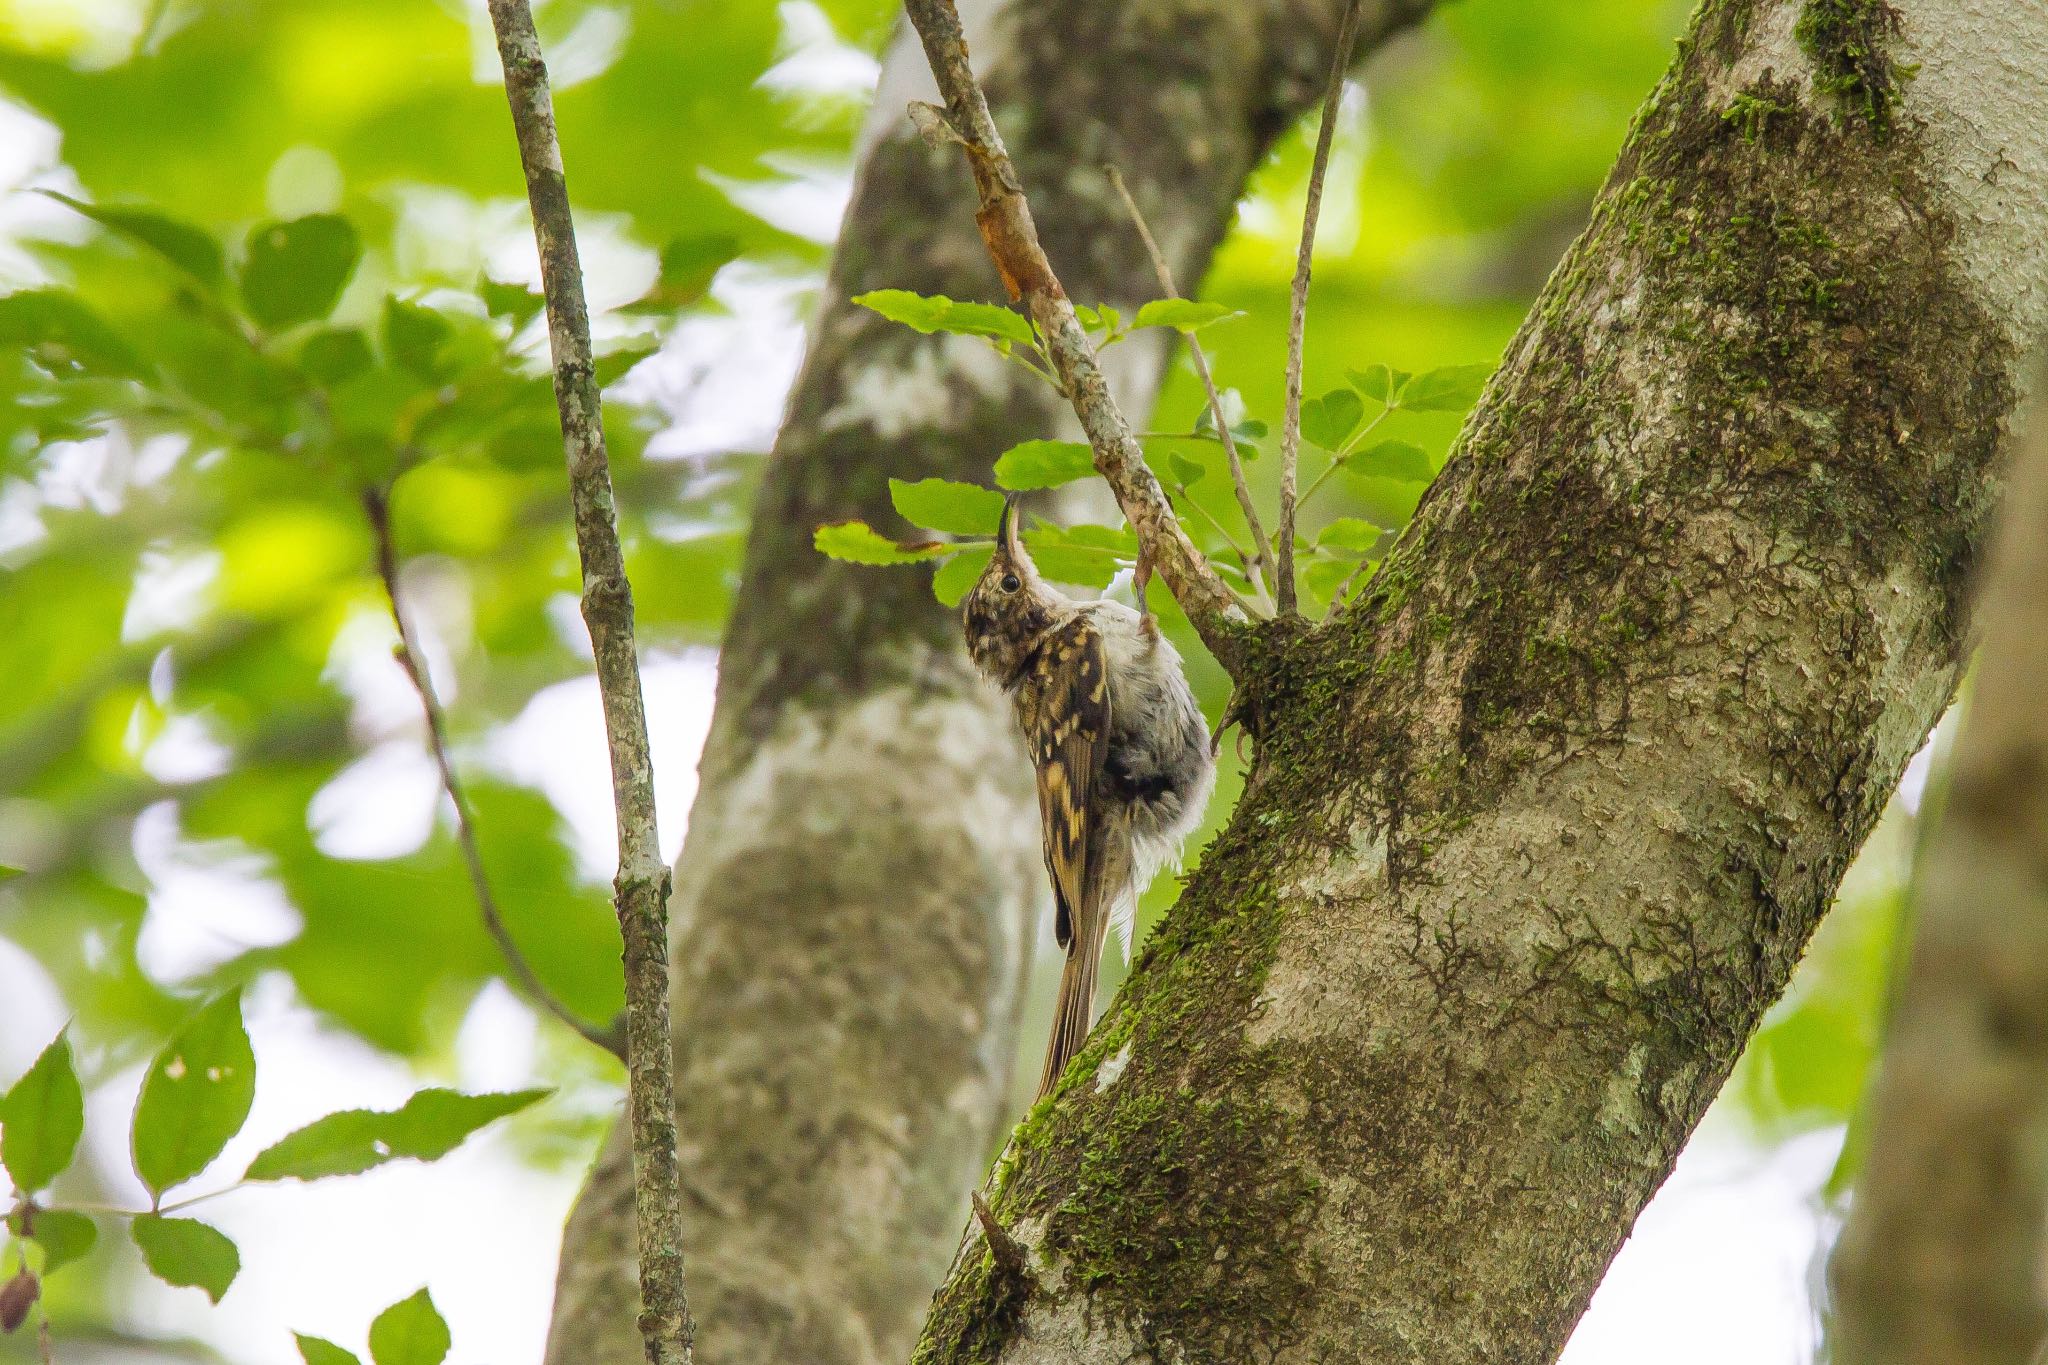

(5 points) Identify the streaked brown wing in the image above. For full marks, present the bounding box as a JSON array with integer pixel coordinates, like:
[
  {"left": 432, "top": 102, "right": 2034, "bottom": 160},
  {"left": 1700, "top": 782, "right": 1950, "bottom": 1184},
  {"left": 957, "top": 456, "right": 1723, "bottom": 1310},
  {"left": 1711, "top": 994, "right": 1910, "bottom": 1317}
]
[{"left": 1017, "top": 614, "right": 1110, "bottom": 950}]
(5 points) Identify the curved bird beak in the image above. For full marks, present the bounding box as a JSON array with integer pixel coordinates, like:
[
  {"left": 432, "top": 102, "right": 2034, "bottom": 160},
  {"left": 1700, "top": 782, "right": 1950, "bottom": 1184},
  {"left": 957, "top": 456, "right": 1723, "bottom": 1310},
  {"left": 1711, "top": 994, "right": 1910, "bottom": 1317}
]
[{"left": 999, "top": 495, "right": 1025, "bottom": 561}]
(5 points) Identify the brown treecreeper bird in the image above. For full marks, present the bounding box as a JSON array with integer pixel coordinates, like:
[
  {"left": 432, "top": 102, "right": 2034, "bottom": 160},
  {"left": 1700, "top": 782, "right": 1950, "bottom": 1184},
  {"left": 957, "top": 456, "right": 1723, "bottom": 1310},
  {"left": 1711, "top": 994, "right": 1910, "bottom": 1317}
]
[{"left": 963, "top": 502, "right": 1215, "bottom": 1097}]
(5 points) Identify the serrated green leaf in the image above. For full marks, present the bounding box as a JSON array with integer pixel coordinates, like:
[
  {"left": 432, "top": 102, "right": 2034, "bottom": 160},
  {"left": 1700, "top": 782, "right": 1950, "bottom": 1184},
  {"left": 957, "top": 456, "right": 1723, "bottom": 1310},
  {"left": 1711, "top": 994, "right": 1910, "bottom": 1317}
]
[
  {"left": 132, "top": 991, "right": 255, "bottom": 1198},
  {"left": 1398, "top": 363, "right": 1492, "bottom": 412},
  {"left": 10, "top": 1209, "right": 95, "bottom": 1275},
  {"left": 240, "top": 215, "right": 360, "bottom": 328},
  {"left": 1345, "top": 364, "right": 1398, "bottom": 403},
  {"left": 1022, "top": 528, "right": 1123, "bottom": 586},
  {"left": 1, "top": 1032, "right": 83, "bottom": 1195},
  {"left": 0, "top": 289, "right": 145, "bottom": 377},
  {"left": 383, "top": 297, "right": 451, "bottom": 381},
  {"left": 851, "top": 290, "right": 1032, "bottom": 346},
  {"left": 1166, "top": 450, "right": 1206, "bottom": 486},
  {"left": 888, "top": 478, "right": 1003, "bottom": 536},
  {"left": 1343, "top": 439, "right": 1434, "bottom": 484},
  {"left": 299, "top": 328, "right": 373, "bottom": 385},
  {"left": 296, "top": 1334, "right": 364, "bottom": 1365},
  {"left": 932, "top": 545, "right": 995, "bottom": 607},
  {"left": 1132, "top": 298, "right": 1240, "bottom": 332},
  {"left": 1300, "top": 388, "right": 1364, "bottom": 451},
  {"left": 370, "top": 1287, "right": 450, "bottom": 1365},
  {"left": 813, "top": 522, "right": 954, "bottom": 565},
  {"left": 993, "top": 439, "right": 1095, "bottom": 491},
  {"left": 245, "top": 1088, "right": 547, "bottom": 1182},
  {"left": 40, "top": 192, "right": 225, "bottom": 288},
  {"left": 1315, "top": 517, "right": 1384, "bottom": 553},
  {"left": 132, "top": 1216, "right": 239, "bottom": 1303}
]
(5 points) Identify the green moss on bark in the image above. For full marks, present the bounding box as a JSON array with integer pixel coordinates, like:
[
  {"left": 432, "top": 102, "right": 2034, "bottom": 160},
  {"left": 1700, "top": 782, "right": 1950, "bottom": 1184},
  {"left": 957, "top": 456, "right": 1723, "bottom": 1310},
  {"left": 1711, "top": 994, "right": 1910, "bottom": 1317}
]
[{"left": 1795, "top": 0, "right": 1915, "bottom": 135}]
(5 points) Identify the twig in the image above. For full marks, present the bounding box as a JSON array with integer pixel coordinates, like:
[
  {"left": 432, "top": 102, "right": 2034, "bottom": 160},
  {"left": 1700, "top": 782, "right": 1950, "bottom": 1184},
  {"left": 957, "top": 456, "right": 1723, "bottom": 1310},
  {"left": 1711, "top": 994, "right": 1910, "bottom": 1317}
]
[
  {"left": 1275, "top": 0, "right": 1364, "bottom": 616},
  {"left": 902, "top": 0, "right": 1249, "bottom": 670},
  {"left": 483, "top": 5, "right": 694, "bottom": 1363},
  {"left": 363, "top": 489, "right": 627, "bottom": 1062},
  {"left": 970, "top": 1191, "right": 1033, "bottom": 1283},
  {"left": 1106, "top": 166, "right": 1275, "bottom": 612}
]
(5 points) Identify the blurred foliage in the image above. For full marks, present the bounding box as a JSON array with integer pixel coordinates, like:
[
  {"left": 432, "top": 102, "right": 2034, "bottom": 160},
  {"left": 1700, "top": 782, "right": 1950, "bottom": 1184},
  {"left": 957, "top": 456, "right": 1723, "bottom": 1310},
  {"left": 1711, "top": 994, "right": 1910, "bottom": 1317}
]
[{"left": 0, "top": 0, "right": 1923, "bottom": 1355}]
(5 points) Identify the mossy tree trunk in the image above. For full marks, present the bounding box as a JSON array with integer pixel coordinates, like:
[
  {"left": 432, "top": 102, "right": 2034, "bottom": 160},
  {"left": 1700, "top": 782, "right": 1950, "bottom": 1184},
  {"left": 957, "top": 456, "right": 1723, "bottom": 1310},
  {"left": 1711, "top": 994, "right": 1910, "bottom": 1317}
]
[
  {"left": 541, "top": 2, "right": 1435, "bottom": 1361},
  {"left": 913, "top": 1, "right": 2048, "bottom": 1361}
]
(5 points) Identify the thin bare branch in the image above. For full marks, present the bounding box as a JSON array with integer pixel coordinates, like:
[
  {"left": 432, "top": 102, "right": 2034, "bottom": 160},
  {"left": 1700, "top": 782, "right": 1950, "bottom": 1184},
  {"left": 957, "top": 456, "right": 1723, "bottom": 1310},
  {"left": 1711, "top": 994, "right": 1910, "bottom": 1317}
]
[
  {"left": 1106, "top": 165, "right": 1274, "bottom": 613},
  {"left": 363, "top": 488, "right": 627, "bottom": 1062},
  {"left": 483, "top": 3, "right": 693, "bottom": 1362},
  {"left": 901, "top": 0, "right": 1249, "bottom": 669},
  {"left": 1275, "top": 0, "right": 1364, "bottom": 616}
]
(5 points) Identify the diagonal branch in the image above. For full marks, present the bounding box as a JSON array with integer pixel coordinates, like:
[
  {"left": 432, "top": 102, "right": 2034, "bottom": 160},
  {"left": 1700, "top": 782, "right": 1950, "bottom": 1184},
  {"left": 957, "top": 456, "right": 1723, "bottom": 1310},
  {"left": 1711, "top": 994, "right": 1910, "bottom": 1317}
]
[
  {"left": 902, "top": 0, "right": 1249, "bottom": 669},
  {"left": 1106, "top": 166, "right": 1276, "bottom": 613},
  {"left": 1275, "top": 0, "right": 1363, "bottom": 617},
  {"left": 364, "top": 488, "right": 628, "bottom": 1062},
  {"left": 482, "top": 3, "right": 693, "bottom": 1362}
]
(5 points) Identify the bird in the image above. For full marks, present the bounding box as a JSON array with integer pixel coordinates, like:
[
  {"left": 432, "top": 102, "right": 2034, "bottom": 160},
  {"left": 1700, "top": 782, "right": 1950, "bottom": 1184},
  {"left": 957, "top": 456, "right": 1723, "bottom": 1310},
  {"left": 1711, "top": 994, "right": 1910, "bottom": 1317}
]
[{"left": 962, "top": 499, "right": 1216, "bottom": 1098}]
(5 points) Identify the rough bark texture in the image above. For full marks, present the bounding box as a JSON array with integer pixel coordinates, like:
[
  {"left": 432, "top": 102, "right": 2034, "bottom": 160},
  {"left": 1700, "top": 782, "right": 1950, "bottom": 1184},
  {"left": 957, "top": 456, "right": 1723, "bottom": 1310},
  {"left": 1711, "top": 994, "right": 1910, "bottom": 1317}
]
[
  {"left": 1828, "top": 362, "right": 2048, "bottom": 1365},
  {"left": 486, "top": 2, "right": 694, "bottom": 1360},
  {"left": 913, "top": 1, "right": 2048, "bottom": 1362},
  {"left": 542, "top": 2, "right": 1433, "bottom": 1362}
]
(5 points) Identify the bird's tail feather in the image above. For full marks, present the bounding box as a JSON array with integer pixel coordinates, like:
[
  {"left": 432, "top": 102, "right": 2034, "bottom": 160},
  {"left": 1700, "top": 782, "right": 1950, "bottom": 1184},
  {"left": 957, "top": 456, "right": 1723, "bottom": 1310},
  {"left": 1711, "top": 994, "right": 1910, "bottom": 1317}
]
[{"left": 1036, "top": 942, "right": 1100, "bottom": 1099}]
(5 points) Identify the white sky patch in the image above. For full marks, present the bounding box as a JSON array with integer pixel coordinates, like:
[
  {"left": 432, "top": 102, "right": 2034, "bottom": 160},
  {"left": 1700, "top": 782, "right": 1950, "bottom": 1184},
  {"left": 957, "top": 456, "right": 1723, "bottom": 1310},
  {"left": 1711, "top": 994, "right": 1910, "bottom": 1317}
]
[
  {"left": 701, "top": 153, "right": 854, "bottom": 246},
  {"left": 488, "top": 650, "right": 716, "bottom": 876},
  {"left": 132, "top": 801, "right": 303, "bottom": 985},
  {"left": 636, "top": 261, "right": 816, "bottom": 460},
  {"left": 308, "top": 740, "right": 442, "bottom": 861},
  {"left": 456, "top": 978, "right": 539, "bottom": 1092},
  {"left": 761, "top": 1, "right": 881, "bottom": 102},
  {"left": 142, "top": 711, "right": 234, "bottom": 784},
  {"left": 123, "top": 545, "right": 222, "bottom": 642}
]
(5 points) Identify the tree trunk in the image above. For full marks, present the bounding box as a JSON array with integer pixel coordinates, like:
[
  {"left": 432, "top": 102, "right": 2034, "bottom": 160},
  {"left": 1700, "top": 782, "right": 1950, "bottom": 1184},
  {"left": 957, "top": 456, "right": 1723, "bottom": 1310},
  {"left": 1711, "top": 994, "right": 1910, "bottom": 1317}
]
[
  {"left": 911, "top": 1, "right": 2048, "bottom": 1362},
  {"left": 542, "top": 2, "right": 1433, "bottom": 1361},
  {"left": 1828, "top": 360, "right": 2048, "bottom": 1365}
]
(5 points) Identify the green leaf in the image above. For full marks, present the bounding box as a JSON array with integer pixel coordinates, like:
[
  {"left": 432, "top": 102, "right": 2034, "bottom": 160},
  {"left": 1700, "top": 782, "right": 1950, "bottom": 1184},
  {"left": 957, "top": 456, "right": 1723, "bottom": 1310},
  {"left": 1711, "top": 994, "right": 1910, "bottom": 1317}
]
[
  {"left": 1343, "top": 439, "right": 1434, "bottom": 484},
  {"left": 622, "top": 233, "right": 742, "bottom": 314},
  {"left": 1304, "top": 555, "right": 1362, "bottom": 601},
  {"left": 1398, "top": 363, "right": 1492, "bottom": 412},
  {"left": 1166, "top": 451, "right": 1206, "bottom": 486},
  {"left": 1, "top": 1032, "right": 83, "bottom": 1194},
  {"left": 595, "top": 343, "right": 661, "bottom": 388},
  {"left": 240, "top": 215, "right": 361, "bottom": 328},
  {"left": 1316, "top": 517, "right": 1384, "bottom": 553},
  {"left": 478, "top": 277, "right": 547, "bottom": 328},
  {"left": 1345, "top": 364, "right": 1410, "bottom": 404},
  {"left": 993, "top": 439, "right": 1096, "bottom": 491},
  {"left": 132, "top": 1215, "right": 240, "bottom": 1303},
  {"left": 11, "top": 1210, "right": 95, "bottom": 1275},
  {"left": 131, "top": 991, "right": 256, "bottom": 1198},
  {"left": 0, "top": 289, "right": 145, "bottom": 377},
  {"left": 888, "top": 478, "right": 1003, "bottom": 536},
  {"left": 1300, "top": 388, "right": 1364, "bottom": 451},
  {"left": 244, "top": 1088, "right": 547, "bottom": 1182},
  {"left": 296, "top": 1335, "right": 365, "bottom": 1365},
  {"left": 370, "top": 1287, "right": 450, "bottom": 1365},
  {"left": 39, "top": 192, "right": 225, "bottom": 289},
  {"left": 813, "top": 522, "right": 954, "bottom": 565},
  {"left": 1075, "top": 302, "right": 1122, "bottom": 336},
  {"left": 1131, "top": 298, "right": 1240, "bottom": 332},
  {"left": 850, "top": 290, "right": 1032, "bottom": 346},
  {"left": 931, "top": 545, "right": 994, "bottom": 607},
  {"left": 383, "top": 297, "right": 451, "bottom": 381},
  {"left": 299, "top": 328, "right": 374, "bottom": 385},
  {"left": 1022, "top": 528, "right": 1123, "bottom": 586}
]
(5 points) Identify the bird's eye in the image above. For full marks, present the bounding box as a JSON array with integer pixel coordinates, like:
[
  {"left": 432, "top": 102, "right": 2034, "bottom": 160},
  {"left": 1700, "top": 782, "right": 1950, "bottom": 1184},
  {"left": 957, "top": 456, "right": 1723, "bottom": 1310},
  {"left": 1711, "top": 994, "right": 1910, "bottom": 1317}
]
[{"left": 1000, "top": 573, "right": 1022, "bottom": 594}]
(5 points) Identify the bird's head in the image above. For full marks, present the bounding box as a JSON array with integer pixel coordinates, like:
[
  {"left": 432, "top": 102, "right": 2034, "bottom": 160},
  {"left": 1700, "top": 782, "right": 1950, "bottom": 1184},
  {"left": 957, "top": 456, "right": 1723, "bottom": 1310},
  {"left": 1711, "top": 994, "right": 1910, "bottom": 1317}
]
[{"left": 962, "top": 497, "right": 1062, "bottom": 685}]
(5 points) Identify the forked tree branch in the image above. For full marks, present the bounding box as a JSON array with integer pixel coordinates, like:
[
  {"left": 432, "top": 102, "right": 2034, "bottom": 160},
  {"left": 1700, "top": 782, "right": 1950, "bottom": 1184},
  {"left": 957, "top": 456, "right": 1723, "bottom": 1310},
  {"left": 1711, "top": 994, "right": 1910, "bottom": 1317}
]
[
  {"left": 1106, "top": 166, "right": 1276, "bottom": 612},
  {"left": 1275, "top": 0, "right": 1363, "bottom": 616},
  {"left": 364, "top": 488, "right": 628, "bottom": 1062},
  {"left": 483, "top": 3, "right": 694, "bottom": 1362},
  {"left": 902, "top": 0, "right": 1249, "bottom": 668}
]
